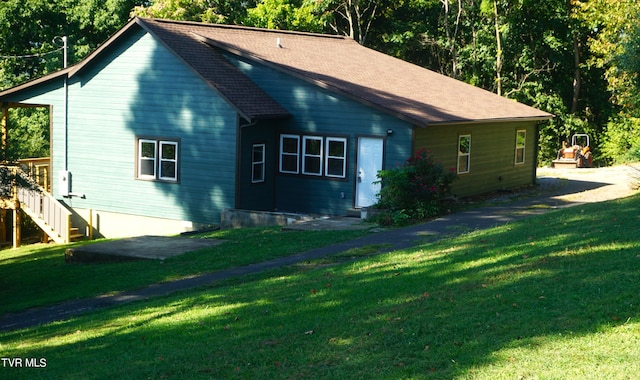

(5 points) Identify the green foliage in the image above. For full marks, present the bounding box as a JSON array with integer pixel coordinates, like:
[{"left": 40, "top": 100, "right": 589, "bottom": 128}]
[
  {"left": 601, "top": 116, "right": 640, "bottom": 163},
  {"left": 131, "top": 0, "right": 256, "bottom": 23},
  {"left": 375, "top": 148, "right": 456, "bottom": 223},
  {"left": 6, "top": 107, "right": 50, "bottom": 161},
  {"left": 3, "top": 0, "right": 640, "bottom": 165},
  {"left": 244, "top": 0, "right": 325, "bottom": 32}
]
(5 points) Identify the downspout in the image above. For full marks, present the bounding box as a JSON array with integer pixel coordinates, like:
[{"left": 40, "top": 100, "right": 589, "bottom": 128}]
[
  {"left": 235, "top": 116, "right": 259, "bottom": 209},
  {"left": 534, "top": 121, "right": 540, "bottom": 185},
  {"left": 62, "top": 36, "right": 68, "bottom": 171}
]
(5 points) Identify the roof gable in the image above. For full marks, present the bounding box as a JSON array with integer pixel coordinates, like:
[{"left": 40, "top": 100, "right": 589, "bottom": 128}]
[{"left": 0, "top": 18, "right": 290, "bottom": 122}]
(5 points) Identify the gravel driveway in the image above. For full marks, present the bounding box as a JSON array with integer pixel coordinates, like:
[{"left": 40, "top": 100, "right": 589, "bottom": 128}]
[{"left": 537, "top": 165, "right": 639, "bottom": 203}]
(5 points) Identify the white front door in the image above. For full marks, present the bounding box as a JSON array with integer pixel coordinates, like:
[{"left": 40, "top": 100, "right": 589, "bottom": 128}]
[{"left": 355, "top": 137, "right": 384, "bottom": 208}]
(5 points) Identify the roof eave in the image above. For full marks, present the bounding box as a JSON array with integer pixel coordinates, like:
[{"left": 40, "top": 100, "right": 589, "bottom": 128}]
[
  {"left": 425, "top": 115, "right": 555, "bottom": 127},
  {"left": 0, "top": 67, "right": 71, "bottom": 100}
]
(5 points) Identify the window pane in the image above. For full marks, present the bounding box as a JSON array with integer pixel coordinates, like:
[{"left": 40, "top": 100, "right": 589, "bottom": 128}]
[
  {"left": 253, "top": 145, "right": 264, "bottom": 162},
  {"left": 458, "top": 156, "right": 469, "bottom": 173},
  {"left": 327, "top": 158, "right": 344, "bottom": 177},
  {"left": 516, "top": 131, "right": 526, "bottom": 146},
  {"left": 161, "top": 143, "right": 176, "bottom": 159},
  {"left": 281, "top": 155, "right": 298, "bottom": 173},
  {"left": 141, "top": 141, "right": 156, "bottom": 158},
  {"left": 160, "top": 161, "right": 176, "bottom": 179},
  {"left": 459, "top": 135, "right": 470, "bottom": 154},
  {"left": 140, "top": 158, "right": 155, "bottom": 176},
  {"left": 304, "top": 156, "right": 321, "bottom": 174},
  {"left": 305, "top": 138, "right": 321, "bottom": 155},
  {"left": 328, "top": 140, "right": 345, "bottom": 157},
  {"left": 516, "top": 148, "right": 525, "bottom": 164},
  {"left": 282, "top": 137, "right": 299, "bottom": 153}
]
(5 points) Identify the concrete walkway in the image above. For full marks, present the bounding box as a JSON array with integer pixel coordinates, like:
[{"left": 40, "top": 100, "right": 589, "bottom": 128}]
[{"left": 0, "top": 167, "right": 636, "bottom": 331}]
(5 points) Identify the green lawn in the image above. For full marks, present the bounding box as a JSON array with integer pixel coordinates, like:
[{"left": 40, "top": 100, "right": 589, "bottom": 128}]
[
  {"left": 0, "top": 227, "right": 371, "bottom": 313},
  {"left": 1, "top": 196, "right": 640, "bottom": 379}
]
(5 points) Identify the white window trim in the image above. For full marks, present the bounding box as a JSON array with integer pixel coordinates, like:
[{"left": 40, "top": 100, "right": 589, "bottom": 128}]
[
  {"left": 457, "top": 134, "right": 471, "bottom": 174},
  {"left": 515, "top": 129, "right": 526, "bottom": 165},
  {"left": 252, "top": 143, "right": 266, "bottom": 183},
  {"left": 302, "top": 136, "right": 323, "bottom": 176},
  {"left": 138, "top": 139, "right": 157, "bottom": 180},
  {"left": 137, "top": 138, "right": 179, "bottom": 182},
  {"left": 279, "top": 134, "right": 300, "bottom": 174},
  {"left": 325, "top": 137, "right": 347, "bottom": 178},
  {"left": 159, "top": 141, "right": 179, "bottom": 181}
]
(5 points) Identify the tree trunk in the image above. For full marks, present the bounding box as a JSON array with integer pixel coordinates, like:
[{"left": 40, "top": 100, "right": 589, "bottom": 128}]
[
  {"left": 493, "top": 0, "right": 503, "bottom": 96},
  {"left": 571, "top": 36, "right": 581, "bottom": 114}
]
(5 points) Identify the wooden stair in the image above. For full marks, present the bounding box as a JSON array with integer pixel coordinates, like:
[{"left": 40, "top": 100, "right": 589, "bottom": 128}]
[
  {"left": 69, "top": 227, "right": 85, "bottom": 242},
  {"left": 14, "top": 169, "right": 84, "bottom": 245}
]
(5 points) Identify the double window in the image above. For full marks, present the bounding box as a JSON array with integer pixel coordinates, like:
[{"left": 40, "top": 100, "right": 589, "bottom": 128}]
[
  {"left": 137, "top": 138, "right": 180, "bottom": 182},
  {"left": 279, "top": 134, "right": 347, "bottom": 178},
  {"left": 515, "top": 130, "right": 526, "bottom": 165}
]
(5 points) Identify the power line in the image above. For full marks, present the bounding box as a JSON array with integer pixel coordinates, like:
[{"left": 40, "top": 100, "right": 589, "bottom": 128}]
[{"left": 0, "top": 46, "right": 64, "bottom": 60}]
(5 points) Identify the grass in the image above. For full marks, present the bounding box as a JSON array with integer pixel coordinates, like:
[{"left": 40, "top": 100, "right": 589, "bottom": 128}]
[
  {"left": 0, "top": 227, "right": 371, "bottom": 313},
  {"left": 2, "top": 195, "right": 640, "bottom": 378}
]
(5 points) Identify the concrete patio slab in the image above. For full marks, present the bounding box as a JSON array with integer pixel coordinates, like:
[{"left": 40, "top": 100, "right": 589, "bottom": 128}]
[{"left": 65, "top": 235, "right": 225, "bottom": 263}]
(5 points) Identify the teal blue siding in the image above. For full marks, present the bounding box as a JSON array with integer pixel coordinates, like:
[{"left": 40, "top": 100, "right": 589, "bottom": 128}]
[
  {"left": 12, "top": 30, "right": 239, "bottom": 224},
  {"left": 226, "top": 54, "right": 413, "bottom": 215}
]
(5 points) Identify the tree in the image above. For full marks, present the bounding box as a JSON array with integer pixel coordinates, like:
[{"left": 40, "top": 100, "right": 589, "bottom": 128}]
[
  {"left": 0, "top": 0, "right": 144, "bottom": 163},
  {"left": 572, "top": 0, "right": 640, "bottom": 162},
  {"left": 244, "top": 0, "right": 325, "bottom": 32},
  {"left": 480, "top": 0, "right": 503, "bottom": 95},
  {"left": 131, "top": 0, "right": 256, "bottom": 23},
  {"left": 314, "top": 0, "right": 381, "bottom": 44}
]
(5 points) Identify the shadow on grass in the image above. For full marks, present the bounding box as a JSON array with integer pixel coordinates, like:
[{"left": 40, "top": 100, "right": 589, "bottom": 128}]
[{"left": 2, "top": 196, "right": 640, "bottom": 378}]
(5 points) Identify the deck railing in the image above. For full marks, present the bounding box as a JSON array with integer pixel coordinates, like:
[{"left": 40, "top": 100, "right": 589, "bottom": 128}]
[
  {"left": 17, "top": 157, "right": 50, "bottom": 192},
  {"left": 17, "top": 185, "right": 71, "bottom": 244},
  {"left": 1, "top": 163, "right": 72, "bottom": 245}
]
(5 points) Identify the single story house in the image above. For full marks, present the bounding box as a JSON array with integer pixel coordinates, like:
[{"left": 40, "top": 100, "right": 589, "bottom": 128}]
[{"left": 0, "top": 17, "right": 552, "bottom": 238}]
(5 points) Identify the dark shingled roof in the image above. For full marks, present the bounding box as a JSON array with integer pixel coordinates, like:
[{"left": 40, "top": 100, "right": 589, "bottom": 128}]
[
  {"left": 1, "top": 17, "right": 552, "bottom": 126},
  {"left": 137, "top": 18, "right": 290, "bottom": 121},
  {"left": 138, "top": 18, "right": 552, "bottom": 126}
]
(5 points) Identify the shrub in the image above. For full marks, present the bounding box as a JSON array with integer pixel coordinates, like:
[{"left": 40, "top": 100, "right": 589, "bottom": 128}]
[{"left": 374, "top": 148, "right": 456, "bottom": 223}]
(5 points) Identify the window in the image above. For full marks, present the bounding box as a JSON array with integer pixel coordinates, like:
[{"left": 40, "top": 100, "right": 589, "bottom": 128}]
[
  {"left": 252, "top": 143, "right": 265, "bottom": 183},
  {"left": 325, "top": 137, "right": 347, "bottom": 177},
  {"left": 159, "top": 141, "right": 178, "bottom": 181},
  {"left": 138, "top": 139, "right": 157, "bottom": 179},
  {"left": 302, "top": 136, "right": 323, "bottom": 176},
  {"left": 457, "top": 134, "right": 471, "bottom": 174},
  {"left": 279, "top": 134, "right": 347, "bottom": 179},
  {"left": 515, "top": 130, "right": 526, "bottom": 165},
  {"left": 137, "top": 137, "right": 179, "bottom": 182},
  {"left": 280, "top": 134, "right": 300, "bottom": 174}
]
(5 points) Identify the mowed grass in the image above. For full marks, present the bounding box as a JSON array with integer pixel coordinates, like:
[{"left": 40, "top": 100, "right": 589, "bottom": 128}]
[
  {"left": 2, "top": 195, "right": 640, "bottom": 379},
  {"left": 0, "top": 227, "right": 371, "bottom": 313}
]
